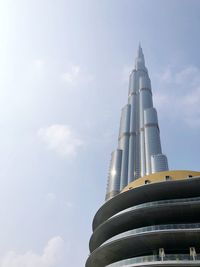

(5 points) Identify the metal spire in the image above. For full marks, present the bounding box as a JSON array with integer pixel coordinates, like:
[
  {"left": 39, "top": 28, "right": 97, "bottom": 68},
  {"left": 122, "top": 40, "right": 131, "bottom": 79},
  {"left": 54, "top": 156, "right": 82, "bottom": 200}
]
[
  {"left": 135, "top": 43, "right": 145, "bottom": 70},
  {"left": 138, "top": 42, "right": 143, "bottom": 57}
]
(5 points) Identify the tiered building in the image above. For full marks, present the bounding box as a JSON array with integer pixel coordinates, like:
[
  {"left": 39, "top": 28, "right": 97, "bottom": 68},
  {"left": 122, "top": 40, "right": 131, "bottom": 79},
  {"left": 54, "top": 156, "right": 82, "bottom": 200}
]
[{"left": 86, "top": 46, "right": 200, "bottom": 267}]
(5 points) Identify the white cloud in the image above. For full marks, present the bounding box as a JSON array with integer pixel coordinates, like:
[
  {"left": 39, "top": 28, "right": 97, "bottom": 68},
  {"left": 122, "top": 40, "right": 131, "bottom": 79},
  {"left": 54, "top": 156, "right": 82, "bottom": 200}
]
[
  {"left": 0, "top": 236, "right": 66, "bottom": 267},
  {"left": 38, "top": 124, "right": 83, "bottom": 157},
  {"left": 62, "top": 65, "right": 80, "bottom": 84},
  {"left": 153, "top": 65, "right": 200, "bottom": 127},
  {"left": 154, "top": 92, "right": 170, "bottom": 111},
  {"left": 181, "top": 87, "right": 200, "bottom": 126},
  {"left": 61, "top": 65, "right": 94, "bottom": 87},
  {"left": 158, "top": 67, "right": 172, "bottom": 83},
  {"left": 175, "top": 65, "right": 200, "bottom": 85}
]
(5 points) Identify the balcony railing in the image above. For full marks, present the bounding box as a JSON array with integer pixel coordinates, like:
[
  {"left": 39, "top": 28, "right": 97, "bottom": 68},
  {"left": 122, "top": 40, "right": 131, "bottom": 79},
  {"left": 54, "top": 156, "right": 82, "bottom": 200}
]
[
  {"left": 106, "top": 254, "right": 200, "bottom": 267},
  {"left": 101, "top": 223, "right": 200, "bottom": 247},
  {"left": 109, "top": 196, "right": 200, "bottom": 220}
]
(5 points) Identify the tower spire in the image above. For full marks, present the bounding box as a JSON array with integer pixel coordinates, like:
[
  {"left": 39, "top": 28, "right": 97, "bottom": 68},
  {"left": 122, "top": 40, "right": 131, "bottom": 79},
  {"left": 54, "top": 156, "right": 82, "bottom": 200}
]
[
  {"left": 135, "top": 43, "right": 145, "bottom": 70},
  {"left": 137, "top": 42, "right": 143, "bottom": 57}
]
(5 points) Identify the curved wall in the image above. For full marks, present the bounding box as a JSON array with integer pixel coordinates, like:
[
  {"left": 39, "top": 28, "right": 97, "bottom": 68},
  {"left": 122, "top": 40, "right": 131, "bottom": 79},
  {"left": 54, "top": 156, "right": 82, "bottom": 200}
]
[{"left": 86, "top": 173, "right": 200, "bottom": 267}]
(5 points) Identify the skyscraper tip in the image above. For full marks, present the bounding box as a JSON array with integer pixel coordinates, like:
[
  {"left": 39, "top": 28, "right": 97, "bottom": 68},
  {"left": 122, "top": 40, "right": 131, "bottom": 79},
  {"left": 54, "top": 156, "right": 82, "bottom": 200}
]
[
  {"left": 138, "top": 43, "right": 143, "bottom": 58},
  {"left": 135, "top": 43, "right": 145, "bottom": 70}
]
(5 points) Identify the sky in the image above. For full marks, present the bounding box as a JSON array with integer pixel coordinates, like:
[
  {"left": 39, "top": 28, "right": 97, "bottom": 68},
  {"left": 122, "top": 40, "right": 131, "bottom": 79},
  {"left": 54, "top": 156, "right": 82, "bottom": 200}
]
[{"left": 0, "top": 0, "right": 199, "bottom": 266}]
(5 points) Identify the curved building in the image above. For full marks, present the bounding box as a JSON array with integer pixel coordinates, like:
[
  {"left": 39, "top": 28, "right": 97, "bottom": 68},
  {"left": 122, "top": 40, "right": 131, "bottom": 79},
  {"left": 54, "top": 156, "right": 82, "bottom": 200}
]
[{"left": 86, "top": 46, "right": 200, "bottom": 267}]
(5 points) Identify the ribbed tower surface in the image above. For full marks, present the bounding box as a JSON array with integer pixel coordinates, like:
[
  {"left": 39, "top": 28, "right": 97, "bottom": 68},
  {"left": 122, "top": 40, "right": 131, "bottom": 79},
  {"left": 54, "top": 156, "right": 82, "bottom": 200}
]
[{"left": 85, "top": 46, "right": 200, "bottom": 267}]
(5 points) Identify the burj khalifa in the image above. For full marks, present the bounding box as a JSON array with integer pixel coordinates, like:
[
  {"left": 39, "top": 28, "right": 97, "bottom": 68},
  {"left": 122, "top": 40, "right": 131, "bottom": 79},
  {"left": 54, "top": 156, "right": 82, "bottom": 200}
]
[
  {"left": 106, "top": 44, "right": 168, "bottom": 200},
  {"left": 86, "top": 46, "right": 200, "bottom": 267}
]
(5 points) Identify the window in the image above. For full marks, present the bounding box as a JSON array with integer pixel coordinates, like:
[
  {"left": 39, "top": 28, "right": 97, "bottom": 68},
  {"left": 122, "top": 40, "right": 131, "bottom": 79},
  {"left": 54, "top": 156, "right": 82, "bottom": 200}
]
[{"left": 165, "top": 175, "right": 171, "bottom": 181}]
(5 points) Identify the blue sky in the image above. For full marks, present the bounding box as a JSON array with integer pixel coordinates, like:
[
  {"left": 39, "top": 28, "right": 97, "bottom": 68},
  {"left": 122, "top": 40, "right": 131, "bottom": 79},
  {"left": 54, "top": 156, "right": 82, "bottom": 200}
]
[{"left": 0, "top": 0, "right": 199, "bottom": 266}]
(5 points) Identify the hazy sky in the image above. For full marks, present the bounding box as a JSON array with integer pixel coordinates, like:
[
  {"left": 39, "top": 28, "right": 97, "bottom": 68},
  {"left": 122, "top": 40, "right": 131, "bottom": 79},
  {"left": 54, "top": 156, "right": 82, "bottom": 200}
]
[{"left": 0, "top": 0, "right": 200, "bottom": 266}]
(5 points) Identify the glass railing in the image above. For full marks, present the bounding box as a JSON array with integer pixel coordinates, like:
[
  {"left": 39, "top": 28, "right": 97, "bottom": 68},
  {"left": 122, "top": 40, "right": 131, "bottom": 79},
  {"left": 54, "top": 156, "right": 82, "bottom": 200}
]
[
  {"left": 106, "top": 254, "right": 200, "bottom": 267},
  {"left": 109, "top": 196, "right": 200, "bottom": 220},
  {"left": 101, "top": 223, "right": 200, "bottom": 247}
]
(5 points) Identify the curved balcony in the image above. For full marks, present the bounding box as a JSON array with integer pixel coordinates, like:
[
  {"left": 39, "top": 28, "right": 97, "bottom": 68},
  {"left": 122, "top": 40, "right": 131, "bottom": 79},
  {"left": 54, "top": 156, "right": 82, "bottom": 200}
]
[
  {"left": 90, "top": 197, "right": 200, "bottom": 252},
  {"left": 86, "top": 226, "right": 200, "bottom": 267},
  {"left": 110, "top": 196, "right": 200, "bottom": 220},
  {"left": 101, "top": 223, "right": 200, "bottom": 247},
  {"left": 106, "top": 254, "right": 200, "bottom": 267},
  {"left": 93, "top": 176, "right": 200, "bottom": 230}
]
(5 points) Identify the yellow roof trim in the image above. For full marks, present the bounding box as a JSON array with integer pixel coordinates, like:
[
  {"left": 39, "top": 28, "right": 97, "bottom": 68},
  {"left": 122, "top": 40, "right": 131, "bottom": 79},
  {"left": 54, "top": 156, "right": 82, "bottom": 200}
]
[{"left": 122, "top": 170, "right": 200, "bottom": 193}]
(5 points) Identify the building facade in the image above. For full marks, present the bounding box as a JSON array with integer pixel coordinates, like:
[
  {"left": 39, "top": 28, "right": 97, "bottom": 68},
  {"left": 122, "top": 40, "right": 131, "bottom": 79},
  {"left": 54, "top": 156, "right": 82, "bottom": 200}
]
[{"left": 86, "top": 46, "right": 200, "bottom": 267}]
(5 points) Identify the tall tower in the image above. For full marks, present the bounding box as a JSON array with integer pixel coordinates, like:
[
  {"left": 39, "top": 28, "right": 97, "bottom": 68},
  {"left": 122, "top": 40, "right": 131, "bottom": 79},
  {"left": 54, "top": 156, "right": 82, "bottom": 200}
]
[
  {"left": 106, "top": 44, "right": 168, "bottom": 201},
  {"left": 86, "top": 46, "right": 200, "bottom": 267}
]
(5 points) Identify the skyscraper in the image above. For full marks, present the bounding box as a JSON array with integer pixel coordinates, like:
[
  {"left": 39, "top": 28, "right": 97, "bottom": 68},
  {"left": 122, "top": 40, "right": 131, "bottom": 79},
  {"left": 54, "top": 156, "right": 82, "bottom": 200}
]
[
  {"left": 86, "top": 46, "right": 200, "bottom": 267},
  {"left": 106, "top": 44, "right": 168, "bottom": 201}
]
